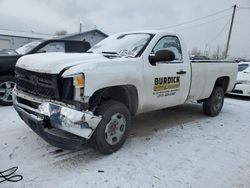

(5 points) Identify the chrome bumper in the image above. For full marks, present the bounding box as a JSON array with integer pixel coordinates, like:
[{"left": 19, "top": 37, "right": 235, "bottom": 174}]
[{"left": 13, "top": 89, "right": 101, "bottom": 140}]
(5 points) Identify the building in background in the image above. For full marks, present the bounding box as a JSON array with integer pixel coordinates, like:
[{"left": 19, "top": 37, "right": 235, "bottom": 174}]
[
  {"left": 0, "top": 29, "right": 108, "bottom": 51},
  {"left": 61, "top": 29, "right": 108, "bottom": 47},
  {"left": 0, "top": 29, "right": 52, "bottom": 50}
]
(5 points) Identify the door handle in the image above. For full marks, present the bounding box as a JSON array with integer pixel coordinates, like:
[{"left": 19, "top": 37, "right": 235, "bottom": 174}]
[{"left": 177, "top": 70, "right": 186, "bottom": 75}]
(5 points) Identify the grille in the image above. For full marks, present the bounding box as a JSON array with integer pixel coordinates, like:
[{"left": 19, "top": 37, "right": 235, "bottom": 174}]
[
  {"left": 17, "top": 96, "right": 40, "bottom": 109},
  {"left": 15, "top": 67, "right": 60, "bottom": 99}
]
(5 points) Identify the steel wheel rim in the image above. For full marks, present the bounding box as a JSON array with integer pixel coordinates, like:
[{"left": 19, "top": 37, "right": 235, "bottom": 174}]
[
  {"left": 0, "top": 81, "right": 15, "bottom": 102},
  {"left": 105, "top": 113, "right": 126, "bottom": 145},
  {"left": 214, "top": 92, "right": 223, "bottom": 111}
]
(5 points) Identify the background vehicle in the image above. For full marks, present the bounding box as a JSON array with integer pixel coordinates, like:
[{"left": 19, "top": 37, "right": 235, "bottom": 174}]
[
  {"left": 229, "top": 62, "right": 250, "bottom": 96},
  {"left": 0, "top": 39, "right": 91, "bottom": 106},
  {"left": 0, "top": 49, "right": 18, "bottom": 55},
  {"left": 13, "top": 30, "right": 237, "bottom": 154}
]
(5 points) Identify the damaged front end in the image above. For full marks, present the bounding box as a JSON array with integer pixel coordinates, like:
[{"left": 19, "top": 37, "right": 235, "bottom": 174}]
[{"left": 13, "top": 89, "right": 101, "bottom": 150}]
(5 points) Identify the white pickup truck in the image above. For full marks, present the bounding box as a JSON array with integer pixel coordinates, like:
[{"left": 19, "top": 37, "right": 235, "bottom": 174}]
[{"left": 13, "top": 30, "right": 237, "bottom": 154}]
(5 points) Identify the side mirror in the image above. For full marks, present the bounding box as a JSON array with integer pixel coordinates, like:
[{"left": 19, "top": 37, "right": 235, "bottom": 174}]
[{"left": 149, "top": 50, "right": 175, "bottom": 66}]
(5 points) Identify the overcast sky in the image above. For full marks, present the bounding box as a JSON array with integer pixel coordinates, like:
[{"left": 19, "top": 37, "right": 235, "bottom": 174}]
[{"left": 0, "top": 0, "right": 249, "bottom": 58}]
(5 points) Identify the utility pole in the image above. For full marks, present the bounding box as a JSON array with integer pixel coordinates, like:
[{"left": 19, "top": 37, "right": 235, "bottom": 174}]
[
  {"left": 79, "top": 23, "right": 82, "bottom": 32},
  {"left": 225, "top": 5, "right": 237, "bottom": 59}
]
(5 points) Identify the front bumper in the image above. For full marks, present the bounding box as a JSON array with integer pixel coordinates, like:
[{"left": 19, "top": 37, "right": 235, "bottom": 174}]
[{"left": 13, "top": 89, "right": 102, "bottom": 150}]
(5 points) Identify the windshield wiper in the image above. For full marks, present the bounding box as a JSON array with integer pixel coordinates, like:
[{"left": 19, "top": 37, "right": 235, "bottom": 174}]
[
  {"left": 101, "top": 51, "right": 135, "bottom": 58},
  {"left": 102, "top": 51, "right": 135, "bottom": 58},
  {"left": 101, "top": 51, "right": 119, "bottom": 55}
]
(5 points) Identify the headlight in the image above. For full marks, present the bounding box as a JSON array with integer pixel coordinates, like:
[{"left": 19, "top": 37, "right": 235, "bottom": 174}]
[{"left": 73, "top": 74, "right": 85, "bottom": 88}]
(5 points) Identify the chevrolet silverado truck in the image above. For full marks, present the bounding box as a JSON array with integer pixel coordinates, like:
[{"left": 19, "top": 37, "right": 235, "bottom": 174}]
[
  {"left": 13, "top": 30, "right": 237, "bottom": 154},
  {"left": 0, "top": 39, "right": 91, "bottom": 106}
]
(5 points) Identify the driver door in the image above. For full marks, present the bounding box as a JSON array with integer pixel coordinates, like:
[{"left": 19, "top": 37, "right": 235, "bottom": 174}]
[{"left": 142, "top": 36, "right": 191, "bottom": 112}]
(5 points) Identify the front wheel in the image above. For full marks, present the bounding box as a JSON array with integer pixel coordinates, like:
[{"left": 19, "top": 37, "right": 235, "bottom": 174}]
[
  {"left": 0, "top": 76, "right": 16, "bottom": 106},
  {"left": 203, "top": 86, "right": 224, "bottom": 117},
  {"left": 92, "top": 100, "right": 131, "bottom": 154}
]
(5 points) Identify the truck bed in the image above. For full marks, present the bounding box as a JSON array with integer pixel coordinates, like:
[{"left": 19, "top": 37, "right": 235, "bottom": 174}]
[{"left": 188, "top": 60, "right": 237, "bottom": 101}]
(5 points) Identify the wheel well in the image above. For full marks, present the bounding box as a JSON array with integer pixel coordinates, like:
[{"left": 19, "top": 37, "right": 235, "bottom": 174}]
[
  {"left": 89, "top": 85, "right": 139, "bottom": 116},
  {"left": 215, "top": 76, "right": 230, "bottom": 93}
]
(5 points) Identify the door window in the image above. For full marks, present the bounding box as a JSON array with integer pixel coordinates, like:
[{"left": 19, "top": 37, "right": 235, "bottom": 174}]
[
  {"left": 38, "top": 42, "right": 65, "bottom": 53},
  {"left": 0, "top": 39, "right": 11, "bottom": 49},
  {"left": 152, "top": 36, "right": 182, "bottom": 61}
]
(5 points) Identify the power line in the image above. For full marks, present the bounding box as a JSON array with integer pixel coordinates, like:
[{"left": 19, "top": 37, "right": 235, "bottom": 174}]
[
  {"left": 102, "top": 7, "right": 233, "bottom": 34},
  {"left": 205, "top": 20, "right": 230, "bottom": 49},
  {"left": 158, "top": 7, "right": 232, "bottom": 30},
  {"left": 175, "top": 14, "right": 231, "bottom": 32}
]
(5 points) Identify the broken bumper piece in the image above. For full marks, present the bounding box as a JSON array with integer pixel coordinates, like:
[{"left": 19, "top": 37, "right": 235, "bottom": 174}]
[{"left": 12, "top": 89, "right": 102, "bottom": 150}]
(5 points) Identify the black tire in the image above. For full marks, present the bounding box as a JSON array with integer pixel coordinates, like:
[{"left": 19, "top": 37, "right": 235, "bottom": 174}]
[
  {"left": 203, "top": 86, "right": 224, "bottom": 117},
  {"left": 91, "top": 100, "right": 131, "bottom": 154},
  {"left": 0, "top": 75, "right": 16, "bottom": 106}
]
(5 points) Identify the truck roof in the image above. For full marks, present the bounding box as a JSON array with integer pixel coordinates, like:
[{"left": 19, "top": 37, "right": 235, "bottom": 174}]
[{"left": 116, "top": 30, "right": 176, "bottom": 35}]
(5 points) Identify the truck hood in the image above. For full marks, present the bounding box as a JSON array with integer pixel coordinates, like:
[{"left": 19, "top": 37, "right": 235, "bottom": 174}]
[{"left": 16, "top": 52, "right": 108, "bottom": 74}]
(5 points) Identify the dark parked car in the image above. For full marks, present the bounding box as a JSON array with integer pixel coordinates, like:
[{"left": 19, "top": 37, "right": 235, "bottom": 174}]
[
  {"left": 0, "top": 39, "right": 91, "bottom": 106},
  {"left": 0, "top": 49, "right": 18, "bottom": 55}
]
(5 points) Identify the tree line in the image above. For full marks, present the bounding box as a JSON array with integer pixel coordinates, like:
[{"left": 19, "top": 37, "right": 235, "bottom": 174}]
[{"left": 190, "top": 45, "right": 227, "bottom": 60}]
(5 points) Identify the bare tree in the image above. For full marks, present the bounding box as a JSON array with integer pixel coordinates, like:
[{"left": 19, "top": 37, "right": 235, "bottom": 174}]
[
  {"left": 221, "top": 45, "right": 227, "bottom": 59},
  {"left": 55, "top": 30, "right": 68, "bottom": 36},
  {"left": 190, "top": 44, "right": 232, "bottom": 60},
  {"left": 211, "top": 45, "right": 222, "bottom": 60},
  {"left": 191, "top": 47, "right": 202, "bottom": 56},
  {"left": 204, "top": 48, "right": 211, "bottom": 58}
]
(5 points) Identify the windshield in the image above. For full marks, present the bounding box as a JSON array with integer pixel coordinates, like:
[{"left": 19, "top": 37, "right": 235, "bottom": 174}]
[
  {"left": 89, "top": 33, "right": 152, "bottom": 57},
  {"left": 16, "top": 41, "right": 41, "bottom": 55}
]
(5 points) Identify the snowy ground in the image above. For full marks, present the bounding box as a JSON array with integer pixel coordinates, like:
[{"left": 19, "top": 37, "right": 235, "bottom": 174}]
[{"left": 0, "top": 96, "right": 250, "bottom": 188}]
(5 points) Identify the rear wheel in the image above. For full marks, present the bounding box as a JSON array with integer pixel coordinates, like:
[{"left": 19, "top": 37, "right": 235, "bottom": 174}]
[
  {"left": 92, "top": 100, "right": 131, "bottom": 154},
  {"left": 203, "top": 86, "right": 224, "bottom": 117},
  {"left": 0, "top": 76, "right": 16, "bottom": 106}
]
